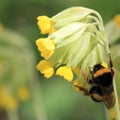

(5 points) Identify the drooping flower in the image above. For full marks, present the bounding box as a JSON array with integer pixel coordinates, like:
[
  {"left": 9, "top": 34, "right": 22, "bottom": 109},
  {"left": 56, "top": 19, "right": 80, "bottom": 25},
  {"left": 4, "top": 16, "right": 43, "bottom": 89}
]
[
  {"left": 56, "top": 66, "right": 73, "bottom": 82},
  {"left": 36, "top": 38, "right": 55, "bottom": 59},
  {"left": 3, "top": 95, "right": 18, "bottom": 110},
  {"left": 36, "top": 6, "right": 110, "bottom": 87},
  {"left": 0, "top": 86, "right": 18, "bottom": 110},
  {"left": 36, "top": 60, "right": 54, "bottom": 78},
  {"left": 37, "top": 16, "right": 55, "bottom": 34}
]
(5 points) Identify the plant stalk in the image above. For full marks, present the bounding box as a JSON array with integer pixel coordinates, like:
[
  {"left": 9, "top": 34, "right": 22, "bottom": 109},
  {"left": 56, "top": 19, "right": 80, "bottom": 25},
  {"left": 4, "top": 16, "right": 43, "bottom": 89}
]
[
  {"left": 6, "top": 109, "right": 19, "bottom": 120},
  {"left": 113, "top": 77, "right": 120, "bottom": 120}
]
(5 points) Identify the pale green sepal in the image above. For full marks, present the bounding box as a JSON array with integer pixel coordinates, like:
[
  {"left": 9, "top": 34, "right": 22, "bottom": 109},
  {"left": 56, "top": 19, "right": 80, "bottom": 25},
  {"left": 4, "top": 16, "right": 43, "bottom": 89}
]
[
  {"left": 49, "top": 22, "right": 87, "bottom": 44},
  {"left": 52, "top": 7, "right": 94, "bottom": 28},
  {"left": 49, "top": 32, "right": 96, "bottom": 69},
  {"left": 67, "top": 33, "right": 93, "bottom": 68}
]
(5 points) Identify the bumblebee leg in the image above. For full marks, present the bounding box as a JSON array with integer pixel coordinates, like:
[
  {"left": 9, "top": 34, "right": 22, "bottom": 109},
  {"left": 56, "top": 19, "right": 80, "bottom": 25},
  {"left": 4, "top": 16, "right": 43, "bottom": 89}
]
[
  {"left": 73, "top": 85, "right": 89, "bottom": 96},
  {"left": 81, "top": 69, "right": 89, "bottom": 82}
]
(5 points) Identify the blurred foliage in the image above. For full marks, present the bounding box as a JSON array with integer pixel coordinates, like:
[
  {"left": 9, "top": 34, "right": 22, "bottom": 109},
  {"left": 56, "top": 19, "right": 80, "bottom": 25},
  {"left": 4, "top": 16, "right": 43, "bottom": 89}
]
[
  {"left": 0, "top": 27, "right": 47, "bottom": 120},
  {"left": 105, "top": 19, "right": 120, "bottom": 95},
  {"left": 0, "top": 0, "right": 120, "bottom": 120}
]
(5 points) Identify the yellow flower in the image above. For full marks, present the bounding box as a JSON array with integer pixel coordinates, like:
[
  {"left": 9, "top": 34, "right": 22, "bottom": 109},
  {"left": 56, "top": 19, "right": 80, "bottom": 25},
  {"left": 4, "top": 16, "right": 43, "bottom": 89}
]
[
  {"left": 36, "top": 7, "right": 110, "bottom": 85},
  {"left": 113, "top": 14, "right": 120, "bottom": 27},
  {"left": 36, "top": 38, "right": 55, "bottom": 59},
  {"left": 36, "top": 60, "right": 54, "bottom": 78},
  {"left": 56, "top": 66, "right": 73, "bottom": 82},
  {"left": 37, "top": 16, "right": 55, "bottom": 34},
  {"left": 18, "top": 87, "right": 30, "bottom": 101},
  {"left": 109, "top": 108, "right": 115, "bottom": 120},
  {"left": 3, "top": 96, "right": 18, "bottom": 110},
  {"left": 0, "top": 87, "right": 18, "bottom": 110}
]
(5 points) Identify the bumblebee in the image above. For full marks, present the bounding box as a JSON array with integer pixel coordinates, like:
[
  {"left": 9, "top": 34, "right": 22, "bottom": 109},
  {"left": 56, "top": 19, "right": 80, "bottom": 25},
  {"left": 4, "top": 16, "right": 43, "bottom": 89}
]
[{"left": 74, "top": 54, "right": 115, "bottom": 109}]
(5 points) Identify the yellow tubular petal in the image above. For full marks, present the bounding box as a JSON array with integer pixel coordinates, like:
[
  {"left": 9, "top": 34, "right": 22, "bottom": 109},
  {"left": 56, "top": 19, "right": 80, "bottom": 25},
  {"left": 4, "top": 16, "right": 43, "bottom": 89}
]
[
  {"left": 36, "top": 60, "right": 54, "bottom": 78},
  {"left": 113, "top": 14, "right": 120, "bottom": 28},
  {"left": 37, "top": 16, "right": 55, "bottom": 34},
  {"left": 36, "top": 38, "right": 55, "bottom": 59},
  {"left": 41, "top": 50, "right": 54, "bottom": 59},
  {"left": 56, "top": 66, "right": 73, "bottom": 82},
  {"left": 43, "top": 68, "right": 54, "bottom": 78},
  {"left": 36, "top": 38, "right": 55, "bottom": 51}
]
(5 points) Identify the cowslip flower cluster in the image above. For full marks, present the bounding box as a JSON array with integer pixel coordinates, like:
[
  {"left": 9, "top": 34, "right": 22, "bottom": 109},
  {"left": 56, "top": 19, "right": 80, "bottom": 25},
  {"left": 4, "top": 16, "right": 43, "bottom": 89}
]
[
  {"left": 0, "top": 27, "right": 31, "bottom": 110},
  {"left": 36, "top": 7, "right": 110, "bottom": 90},
  {"left": 0, "top": 86, "right": 18, "bottom": 110}
]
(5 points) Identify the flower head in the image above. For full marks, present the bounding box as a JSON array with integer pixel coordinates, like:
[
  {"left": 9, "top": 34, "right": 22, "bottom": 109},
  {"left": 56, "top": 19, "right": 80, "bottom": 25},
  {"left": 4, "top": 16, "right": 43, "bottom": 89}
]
[
  {"left": 36, "top": 7, "right": 110, "bottom": 90},
  {"left": 0, "top": 86, "right": 18, "bottom": 110}
]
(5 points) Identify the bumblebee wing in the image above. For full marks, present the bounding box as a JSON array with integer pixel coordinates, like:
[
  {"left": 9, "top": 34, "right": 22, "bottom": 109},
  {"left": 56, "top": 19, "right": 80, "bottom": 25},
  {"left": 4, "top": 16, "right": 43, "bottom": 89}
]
[{"left": 103, "top": 92, "right": 115, "bottom": 109}]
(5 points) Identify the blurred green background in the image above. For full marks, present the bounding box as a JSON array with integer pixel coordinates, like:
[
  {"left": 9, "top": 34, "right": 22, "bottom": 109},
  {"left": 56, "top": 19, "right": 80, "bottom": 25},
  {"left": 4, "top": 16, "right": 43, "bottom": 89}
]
[{"left": 0, "top": 0, "right": 120, "bottom": 120}]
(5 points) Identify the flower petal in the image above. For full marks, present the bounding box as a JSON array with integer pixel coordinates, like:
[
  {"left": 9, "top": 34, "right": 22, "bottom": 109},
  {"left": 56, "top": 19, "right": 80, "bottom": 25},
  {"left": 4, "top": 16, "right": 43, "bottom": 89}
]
[
  {"left": 36, "top": 38, "right": 55, "bottom": 59},
  {"left": 36, "top": 60, "right": 54, "bottom": 78},
  {"left": 37, "top": 16, "right": 55, "bottom": 34},
  {"left": 56, "top": 66, "right": 73, "bottom": 81}
]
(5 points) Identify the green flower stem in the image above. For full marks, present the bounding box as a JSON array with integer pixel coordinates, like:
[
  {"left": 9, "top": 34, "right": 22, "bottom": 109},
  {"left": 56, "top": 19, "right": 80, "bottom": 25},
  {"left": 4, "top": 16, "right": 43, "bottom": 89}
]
[
  {"left": 105, "top": 109, "right": 110, "bottom": 120},
  {"left": 113, "top": 77, "right": 120, "bottom": 120},
  {"left": 6, "top": 109, "right": 19, "bottom": 120},
  {"left": 30, "top": 79, "right": 47, "bottom": 120},
  {"left": 105, "top": 77, "right": 120, "bottom": 120}
]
